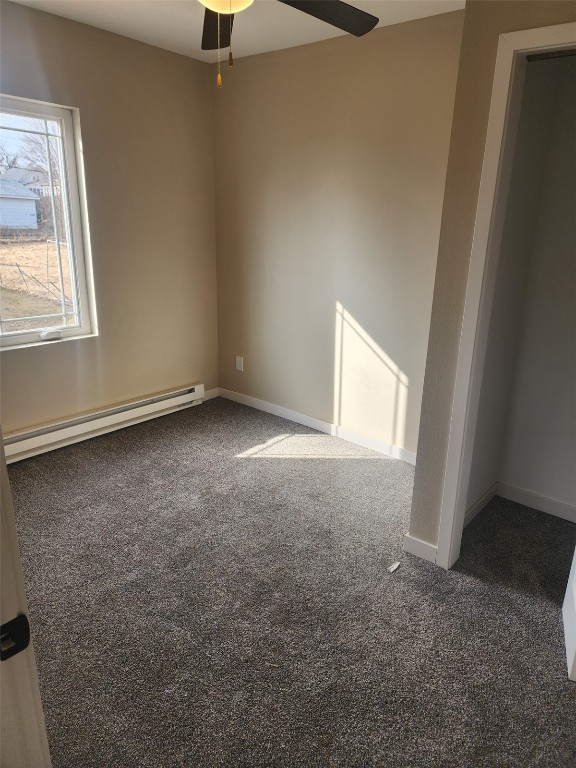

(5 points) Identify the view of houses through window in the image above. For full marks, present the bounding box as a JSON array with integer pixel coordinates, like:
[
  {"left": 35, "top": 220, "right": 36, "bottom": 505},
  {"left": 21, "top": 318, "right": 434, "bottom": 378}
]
[{"left": 0, "top": 98, "right": 94, "bottom": 346}]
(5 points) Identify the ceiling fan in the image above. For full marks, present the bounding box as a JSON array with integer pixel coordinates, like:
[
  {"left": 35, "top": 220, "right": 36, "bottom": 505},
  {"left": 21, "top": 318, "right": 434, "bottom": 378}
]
[{"left": 199, "top": 0, "right": 379, "bottom": 53}]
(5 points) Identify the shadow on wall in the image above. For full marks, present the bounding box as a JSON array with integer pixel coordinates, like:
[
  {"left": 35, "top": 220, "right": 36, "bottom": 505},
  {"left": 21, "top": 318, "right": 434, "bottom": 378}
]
[{"left": 334, "top": 302, "right": 409, "bottom": 449}]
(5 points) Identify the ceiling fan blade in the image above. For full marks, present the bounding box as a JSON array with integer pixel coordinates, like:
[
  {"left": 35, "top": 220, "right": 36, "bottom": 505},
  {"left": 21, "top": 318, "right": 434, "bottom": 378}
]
[
  {"left": 201, "top": 8, "right": 234, "bottom": 50},
  {"left": 277, "top": 0, "right": 378, "bottom": 37}
]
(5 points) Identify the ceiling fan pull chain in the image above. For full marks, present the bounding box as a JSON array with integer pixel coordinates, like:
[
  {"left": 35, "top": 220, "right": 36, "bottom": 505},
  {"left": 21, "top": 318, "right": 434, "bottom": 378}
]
[
  {"left": 217, "top": 12, "right": 222, "bottom": 87},
  {"left": 228, "top": 0, "right": 234, "bottom": 67}
]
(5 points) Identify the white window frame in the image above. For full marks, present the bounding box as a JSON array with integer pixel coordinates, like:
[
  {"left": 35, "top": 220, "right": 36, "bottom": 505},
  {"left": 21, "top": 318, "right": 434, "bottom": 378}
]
[{"left": 0, "top": 94, "right": 97, "bottom": 349}]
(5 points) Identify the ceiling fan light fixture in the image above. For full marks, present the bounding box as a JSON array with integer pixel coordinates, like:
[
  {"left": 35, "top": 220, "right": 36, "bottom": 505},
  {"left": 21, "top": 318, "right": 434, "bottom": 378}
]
[{"left": 199, "top": 0, "right": 253, "bottom": 14}]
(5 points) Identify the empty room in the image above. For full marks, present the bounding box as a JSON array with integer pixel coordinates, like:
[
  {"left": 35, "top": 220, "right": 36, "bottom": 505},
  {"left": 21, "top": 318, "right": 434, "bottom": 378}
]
[{"left": 1, "top": 1, "right": 575, "bottom": 766}]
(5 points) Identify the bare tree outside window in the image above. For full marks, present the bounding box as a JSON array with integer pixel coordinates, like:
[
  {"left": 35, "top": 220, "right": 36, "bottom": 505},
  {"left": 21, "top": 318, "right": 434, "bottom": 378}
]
[
  {"left": 18, "top": 124, "right": 66, "bottom": 240},
  {"left": 0, "top": 143, "right": 20, "bottom": 172}
]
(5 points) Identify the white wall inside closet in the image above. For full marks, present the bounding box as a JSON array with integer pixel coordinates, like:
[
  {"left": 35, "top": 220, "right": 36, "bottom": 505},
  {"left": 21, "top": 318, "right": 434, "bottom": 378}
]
[{"left": 466, "top": 54, "right": 576, "bottom": 521}]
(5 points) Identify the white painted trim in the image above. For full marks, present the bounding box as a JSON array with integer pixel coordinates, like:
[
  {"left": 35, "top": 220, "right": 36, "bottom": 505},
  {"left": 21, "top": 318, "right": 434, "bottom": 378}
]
[
  {"left": 219, "top": 389, "right": 416, "bottom": 464},
  {"left": 563, "top": 547, "right": 576, "bottom": 681},
  {"left": 447, "top": 480, "right": 574, "bottom": 531},
  {"left": 435, "top": 23, "right": 576, "bottom": 570},
  {"left": 219, "top": 389, "right": 332, "bottom": 433},
  {"left": 4, "top": 384, "right": 205, "bottom": 463},
  {"left": 403, "top": 534, "right": 437, "bottom": 564},
  {"left": 332, "top": 426, "right": 416, "bottom": 466},
  {"left": 497, "top": 482, "right": 576, "bottom": 525},
  {"left": 0, "top": 94, "right": 97, "bottom": 349},
  {"left": 0, "top": 438, "right": 52, "bottom": 765},
  {"left": 464, "top": 483, "right": 497, "bottom": 527},
  {"left": 204, "top": 387, "right": 220, "bottom": 401}
]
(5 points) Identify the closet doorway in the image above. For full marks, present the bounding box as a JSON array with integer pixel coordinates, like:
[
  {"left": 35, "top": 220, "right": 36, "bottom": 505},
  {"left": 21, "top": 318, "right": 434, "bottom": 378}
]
[{"left": 436, "top": 23, "right": 576, "bottom": 570}]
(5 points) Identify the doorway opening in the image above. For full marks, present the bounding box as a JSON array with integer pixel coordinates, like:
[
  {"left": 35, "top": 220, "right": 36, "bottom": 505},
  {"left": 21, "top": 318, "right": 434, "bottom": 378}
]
[
  {"left": 436, "top": 23, "right": 576, "bottom": 571},
  {"left": 464, "top": 52, "right": 575, "bottom": 529}
]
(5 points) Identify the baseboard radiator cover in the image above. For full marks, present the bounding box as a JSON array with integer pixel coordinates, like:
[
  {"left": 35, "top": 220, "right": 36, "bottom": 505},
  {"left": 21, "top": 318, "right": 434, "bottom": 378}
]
[{"left": 4, "top": 384, "right": 206, "bottom": 463}]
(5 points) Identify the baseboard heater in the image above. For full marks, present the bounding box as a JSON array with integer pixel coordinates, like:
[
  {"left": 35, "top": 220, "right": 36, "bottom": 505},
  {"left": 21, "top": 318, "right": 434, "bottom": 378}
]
[{"left": 4, "top": 384, "right": 205, "bottom": 464}]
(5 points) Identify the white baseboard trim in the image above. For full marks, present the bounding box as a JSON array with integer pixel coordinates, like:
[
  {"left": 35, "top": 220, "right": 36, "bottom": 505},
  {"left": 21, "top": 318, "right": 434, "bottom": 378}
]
[
  {"left": 4, "top": 384, "right": 206, "bottom": 464},
  {"left": 464, "top": 483, "right": 498, "bottom": 527},
  {"left": 219, "top": 388, "right": 416, "bottom": 465},
  {"left": 332, "top": 426, "right": 416, "bottom": 465},
  {"left": 219, "top": 389, "right": 332, "bottom": 434},
  {"left": 403, "top": 533, "right": 437, "bottom": 564},
  {"left": 497, "top": 482, "right": 576, "bottom": 524},
  {"left": 204, "top": 387, "right": 220, "bottom": 401}
]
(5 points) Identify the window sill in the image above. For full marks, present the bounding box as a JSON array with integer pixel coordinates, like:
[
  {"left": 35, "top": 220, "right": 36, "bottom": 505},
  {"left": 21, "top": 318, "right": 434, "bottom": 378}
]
[{"left": 0, "top": 331, "right": 98, "bottom": 352}]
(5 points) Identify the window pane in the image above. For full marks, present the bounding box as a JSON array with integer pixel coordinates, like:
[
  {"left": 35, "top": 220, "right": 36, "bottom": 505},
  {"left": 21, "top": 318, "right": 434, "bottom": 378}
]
[
  {"left": 0, "top": 113, "right": 78, "bottom": 337},
  {"left": 2, "top": 318, "right": 76, "bottom": 334},
  {"left": 0, "top": 254, "right": 75, "bottom": 317},
  {"left": 0, "top": 112, "right": 61, "bottom": 135}
]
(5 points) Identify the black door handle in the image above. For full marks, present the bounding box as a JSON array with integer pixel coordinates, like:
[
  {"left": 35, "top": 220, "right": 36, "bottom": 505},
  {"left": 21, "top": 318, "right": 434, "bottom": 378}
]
[{"left": 0, "top": 614, "right": 30, "bottom": 661}]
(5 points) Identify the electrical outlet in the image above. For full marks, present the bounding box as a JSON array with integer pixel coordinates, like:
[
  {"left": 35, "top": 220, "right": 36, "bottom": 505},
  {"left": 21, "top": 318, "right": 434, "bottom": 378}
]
[{"left": 235, "top": 356, "right": 244, "bottom": 372}]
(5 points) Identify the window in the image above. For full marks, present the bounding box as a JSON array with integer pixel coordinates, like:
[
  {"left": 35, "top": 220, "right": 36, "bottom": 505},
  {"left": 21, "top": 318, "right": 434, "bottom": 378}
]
[{"left": 0, "top": 95, "right": 96, "bottom": 348}]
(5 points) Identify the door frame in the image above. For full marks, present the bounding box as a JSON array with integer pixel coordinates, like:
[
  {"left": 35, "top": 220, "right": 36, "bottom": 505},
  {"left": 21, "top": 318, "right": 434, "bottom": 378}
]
[
  {"left": 0, "top": 435, "right": 51, "bottom": 765},
  {"left": 435, "top": 22, "right": 576, "bottom": 571},
  {"left": 564, "top": 547, "right": 576, "bottom": 681}
]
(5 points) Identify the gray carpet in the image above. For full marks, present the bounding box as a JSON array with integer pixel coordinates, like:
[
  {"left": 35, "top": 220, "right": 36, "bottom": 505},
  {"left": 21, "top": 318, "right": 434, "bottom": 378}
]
[{"left": 8, "top": 397, "right": 576, "bottom": 767}]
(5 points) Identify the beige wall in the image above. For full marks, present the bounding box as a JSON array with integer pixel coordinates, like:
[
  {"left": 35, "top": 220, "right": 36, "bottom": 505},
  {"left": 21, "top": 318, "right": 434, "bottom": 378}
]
[
  {"left": 214, "top": 12, "right": 464, "bottom": 456},
  {"left": 409, "top": 1, "right": 576, "bottom": 545},
  {"left": 0, "top": 1, "right": 219, "bottom": 433}
]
